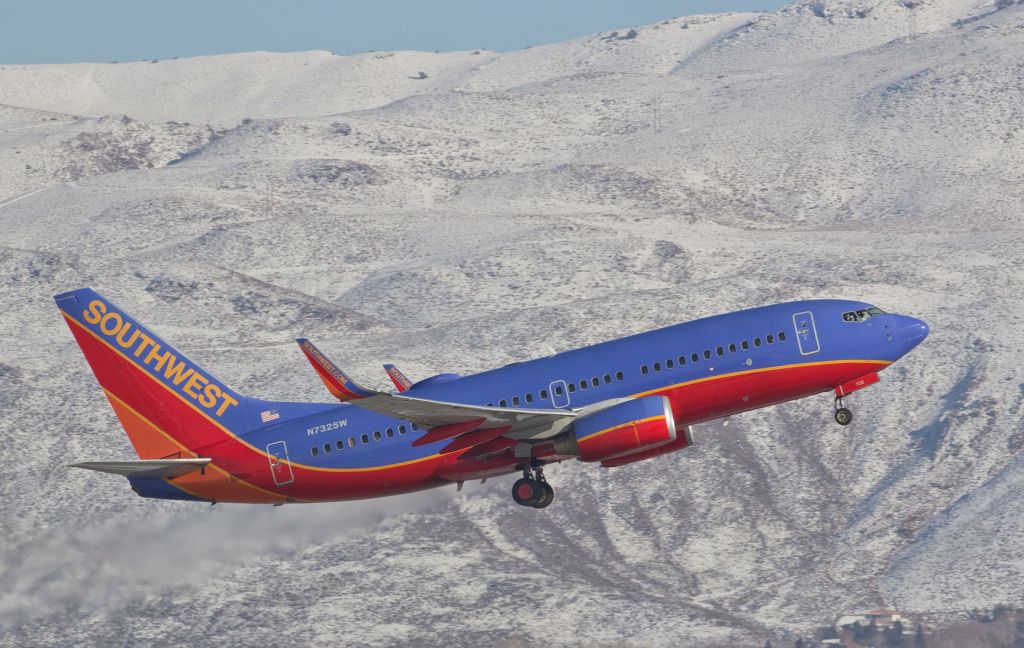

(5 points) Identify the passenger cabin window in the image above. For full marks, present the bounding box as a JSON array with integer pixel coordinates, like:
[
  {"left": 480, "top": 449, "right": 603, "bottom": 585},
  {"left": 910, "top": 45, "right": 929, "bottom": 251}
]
[
  {"left": 348, "top": 437, "right": 356, "bottom": 447},
  {"left": 842, "top": 307, "right": 884, "bottom": 322},
  {"left": 615, "top": 371, "right": 624, "bottom": 381},
  {"left": 386, "top": 428, "right": 394, "bottom": 438},
  {"left": 716, "top": 346, "right": 724, "bottom": 357},
  {"left": 526, "top": 393, "right": 534, "bottom": 403},
  {"left": 568, "top": 383, "right": 576, "bottom": 393},
  {"left": 592, "top": 377, "right": 599, "bottom": 387},
  {"left": 691, "top": 353, "right": 699, "bottom": 363},
  {"left": 754, "top": 337, "right": 761, "bottom": 347},
  {"left": 778, "top": 331, "right": 786, "bottom": 341},
  {"left": 603, "top": 374, "right": 611, "bottom": 384},
  {"left": 399, "top": 425, "right": 407, "bottom": 435},
  {"left": 703, "top": 350, "right": 711, "bottom": 360},
  {"left": 499, "top": 399, "right": 507, "bottom": 407},
  {"left": 653, "top": 362, "right": 661, "bottom": 372},
  {"left": 324, "top": 443, "right": 331, "bottom": 453},
  {"left": 767, "top": 334, "right": 774, "bottom": 344},
  {"left": 729, "top": 343, "right": 737, "bottom": 353},
  {"left": 512, "top": 396, "right": 521, "bottom": 406},
  {"left": 641, "top": 365, "right": 649, "bottom": 375},
  {"left": 666, "top": 359, "right": 674, "bottom": 369},
  {"left": 373, "top": 431, "right": 382, "bottom": 441},
  {"left": 311, "top": 446, "right": 319, "bottom": 457},
  {"left": 361, "top": 434, "right": 369, "bottom": 444},
  {"left": 678, "top": 356, "right": 686, "bottom": 366},
  {"left": 336, "top": 440, "right": 345, "bottom": 450},
  {"left": 741, "top": 340, "right": 749, "bottom": 350},
  {"left": 554, "top": 384, "right": 564, "bottom": 395},
  {"left": 541, "top": 389, "right": 549, "bottom": 399},
  {"left": 579, "top": 380, "right": 588, "bottom": 390}
]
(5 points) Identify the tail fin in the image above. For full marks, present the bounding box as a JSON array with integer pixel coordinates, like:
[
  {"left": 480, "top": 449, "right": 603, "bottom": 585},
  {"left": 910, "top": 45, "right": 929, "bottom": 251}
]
[{"left": 55, "top": 288, "right": 256, "bottom": 459}]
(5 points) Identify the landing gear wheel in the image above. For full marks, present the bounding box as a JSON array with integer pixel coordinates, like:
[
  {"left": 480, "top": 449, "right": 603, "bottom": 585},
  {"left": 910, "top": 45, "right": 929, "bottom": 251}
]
[
  {"left": 834, "top": 407, "right": 853, "bottom": 426},
  {"left": 512, "top": 478, "right": 542, "bottom": 507},
  {"left": 532, "top": 481, "right": 555, "bottom": 509}
]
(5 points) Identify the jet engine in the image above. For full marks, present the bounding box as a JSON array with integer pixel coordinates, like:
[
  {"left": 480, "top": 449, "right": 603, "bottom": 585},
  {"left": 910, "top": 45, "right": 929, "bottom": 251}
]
[
  {"left": 571, "top": 395, "right": 676, "bottom": 463},
  {"left": 598, "top": 425, "right": 693, "bottom": 468}
]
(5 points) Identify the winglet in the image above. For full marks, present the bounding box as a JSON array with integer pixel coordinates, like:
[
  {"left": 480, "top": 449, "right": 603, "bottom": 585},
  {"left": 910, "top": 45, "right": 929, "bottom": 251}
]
[
  {"left": 383, "top": 363, "right": 414, "bottom": 392},
  {"left": 296, "top": 338, "right": 377, "bottom": 401}
]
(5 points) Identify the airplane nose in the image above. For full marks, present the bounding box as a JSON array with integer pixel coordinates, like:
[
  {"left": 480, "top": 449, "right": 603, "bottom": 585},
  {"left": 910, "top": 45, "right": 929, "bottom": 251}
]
[{"left": 896, "top": 315, "right": 929, "bottom": 350}]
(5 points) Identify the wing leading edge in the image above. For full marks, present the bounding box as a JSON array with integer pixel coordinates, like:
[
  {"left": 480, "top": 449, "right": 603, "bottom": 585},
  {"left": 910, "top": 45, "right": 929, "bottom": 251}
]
[
  {"left": 351, "top": 393, "right": 575, "bottom": 437},
  {"left": 294, "top": 339, "right": 577, "bottom": 445}
]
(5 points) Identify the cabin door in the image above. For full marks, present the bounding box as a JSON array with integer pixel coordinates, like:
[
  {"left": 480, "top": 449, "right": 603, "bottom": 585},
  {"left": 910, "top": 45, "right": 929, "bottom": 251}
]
[
  {"left": 549, "top": 380, "right": 571, "bottom": 408},
  {"left": 266, "top": 440, "right": 294, "bottom": 486},
  {"left": 792, "top": 311, "right": 821, "bottom": 355}
]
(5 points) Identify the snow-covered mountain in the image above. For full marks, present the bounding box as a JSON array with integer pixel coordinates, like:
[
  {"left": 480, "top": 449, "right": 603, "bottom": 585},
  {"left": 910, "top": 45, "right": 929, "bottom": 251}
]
[{"left": 1, "top": 1, "right": 1023, "bottom": 645}]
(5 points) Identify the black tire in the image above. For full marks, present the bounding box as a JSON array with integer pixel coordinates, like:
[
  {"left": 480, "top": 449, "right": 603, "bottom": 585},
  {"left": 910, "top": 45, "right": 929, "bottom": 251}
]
[
  {"left": 533, "top": 482, "right": 555, "bottom": 509},
  {"left": 512, "top": 478, "right": 541, "bottom": 506},
  {"left": 835, "top": 407, "right": 853, "bottom": 426}
]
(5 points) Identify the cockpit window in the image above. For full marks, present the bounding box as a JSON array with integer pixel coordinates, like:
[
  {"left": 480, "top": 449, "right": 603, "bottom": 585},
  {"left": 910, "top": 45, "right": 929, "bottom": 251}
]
[{"left": 842, "top": 307, "right": 885, "bottom": 322}]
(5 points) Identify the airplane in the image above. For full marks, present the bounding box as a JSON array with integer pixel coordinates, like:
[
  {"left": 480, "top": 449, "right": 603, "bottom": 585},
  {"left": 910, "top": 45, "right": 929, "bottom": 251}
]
[{"left": 56, "top": 287, "right": 929, "bottom": 509}]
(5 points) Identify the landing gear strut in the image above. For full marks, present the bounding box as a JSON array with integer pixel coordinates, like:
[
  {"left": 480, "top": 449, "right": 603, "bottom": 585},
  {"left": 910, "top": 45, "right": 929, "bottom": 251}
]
[
  {"left": 834, "top": 396, "right": 853, "bottom": 426},
  {"left": 512, "top": 463, "right": 554, "bottom": 509}
]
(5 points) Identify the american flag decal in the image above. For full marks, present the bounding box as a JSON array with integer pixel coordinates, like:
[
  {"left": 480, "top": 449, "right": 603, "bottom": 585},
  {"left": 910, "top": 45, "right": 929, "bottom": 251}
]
[{"left": 260, "top": 409, "right": 280, "bottom": 423}]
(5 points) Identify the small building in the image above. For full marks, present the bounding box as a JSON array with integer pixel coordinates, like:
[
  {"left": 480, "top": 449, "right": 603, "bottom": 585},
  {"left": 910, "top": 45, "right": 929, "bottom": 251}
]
[
  {"left": 864, "top": 608, "right": 903, "bottom": 627},
  {"left": 836, "top": 608, "right": 904, "bottom": 631}
]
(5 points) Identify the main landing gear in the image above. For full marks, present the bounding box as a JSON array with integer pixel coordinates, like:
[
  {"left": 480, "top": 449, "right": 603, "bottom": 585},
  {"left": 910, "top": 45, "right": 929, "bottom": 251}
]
[
  {"left": 512, "top": 463, "right": 554, "bottom": 509},
  {"left": 834, "top": 395, "right": 853, "bottom": 426}
]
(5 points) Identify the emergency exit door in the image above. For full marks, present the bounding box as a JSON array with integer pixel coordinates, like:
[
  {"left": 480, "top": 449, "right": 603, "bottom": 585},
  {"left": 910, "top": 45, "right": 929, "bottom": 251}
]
[
  {"left": 266, "top": 441, "right": 294, "bottom": 486},
  {"left": 792, "top": 311, "right": 820, "bottom": 355}
]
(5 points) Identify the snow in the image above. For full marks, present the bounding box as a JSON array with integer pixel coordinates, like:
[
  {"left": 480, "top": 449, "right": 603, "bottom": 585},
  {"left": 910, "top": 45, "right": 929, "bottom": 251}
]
[{"left": 2, "top": 1, "right": 1024, "bottom": 646}]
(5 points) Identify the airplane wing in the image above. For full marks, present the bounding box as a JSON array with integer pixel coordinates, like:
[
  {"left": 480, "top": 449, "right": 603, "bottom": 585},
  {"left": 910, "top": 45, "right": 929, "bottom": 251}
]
[
  {"left": 71, "top": 458, "right": 212, "bottom": 479},
  {"left": 349, "top": 392, "right": 575, "bottom": 438},
  {"left": 294, "top": 338, "right": 576, "bottom": 449}
]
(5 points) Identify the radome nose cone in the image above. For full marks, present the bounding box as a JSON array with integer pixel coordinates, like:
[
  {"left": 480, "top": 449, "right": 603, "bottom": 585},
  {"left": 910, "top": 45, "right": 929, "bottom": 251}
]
[
  {"left": 899, "top": 316, "right": 929, "bottom": 348},
  {"left": 916, "top": 319, "right": 930, "bottom": 340}
]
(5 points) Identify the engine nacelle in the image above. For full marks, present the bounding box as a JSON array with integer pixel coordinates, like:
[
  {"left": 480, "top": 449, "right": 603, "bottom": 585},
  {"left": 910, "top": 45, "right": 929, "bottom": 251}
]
[
  {"left": 600, "top": 425, "right": 693, "bottom": 468},
  {"left": 573, "top": 396, "right": 676, "bottom": 463}
]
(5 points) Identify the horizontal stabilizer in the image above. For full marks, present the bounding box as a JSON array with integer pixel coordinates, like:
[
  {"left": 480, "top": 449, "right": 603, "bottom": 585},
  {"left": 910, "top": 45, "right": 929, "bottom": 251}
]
[
  {"left": 296, "top": 338, "right": 378, "bottom": 401},
  {"left": 71, "top": 458, "right": 212, "bottom": 479}
]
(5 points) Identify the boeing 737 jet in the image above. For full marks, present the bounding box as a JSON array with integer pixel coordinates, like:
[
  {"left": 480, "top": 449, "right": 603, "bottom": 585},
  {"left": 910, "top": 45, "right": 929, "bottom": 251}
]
[{"left": 57, "top": 288, "right": 928, "bottom": 508}]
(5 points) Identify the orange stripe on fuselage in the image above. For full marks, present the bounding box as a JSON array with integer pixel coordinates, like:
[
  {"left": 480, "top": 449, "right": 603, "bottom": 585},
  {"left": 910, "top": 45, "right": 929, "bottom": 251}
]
[
  {"left": 634, "top": 359, "right": 890, "bottom": 401},
  {"left": 654, "top": 359, "right": 892, "bottom": 425}
]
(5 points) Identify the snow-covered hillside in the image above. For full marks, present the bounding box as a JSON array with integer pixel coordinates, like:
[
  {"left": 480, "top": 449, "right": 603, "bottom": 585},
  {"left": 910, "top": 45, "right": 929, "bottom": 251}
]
[{"left": 1, "top": 1, "right": 1023, "bottom": 646}]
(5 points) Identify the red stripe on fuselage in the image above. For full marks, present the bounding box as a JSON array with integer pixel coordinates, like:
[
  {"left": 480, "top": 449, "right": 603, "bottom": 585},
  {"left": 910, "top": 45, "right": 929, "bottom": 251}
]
[{"left": 646, "top": 359, "right": 890, "bottom": 425}]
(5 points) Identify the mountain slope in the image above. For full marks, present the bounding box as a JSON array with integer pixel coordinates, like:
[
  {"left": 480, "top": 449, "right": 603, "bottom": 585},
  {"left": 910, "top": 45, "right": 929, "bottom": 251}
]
[{"left": 1, "top": 2, "right": 1022, "bottom": 646}]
